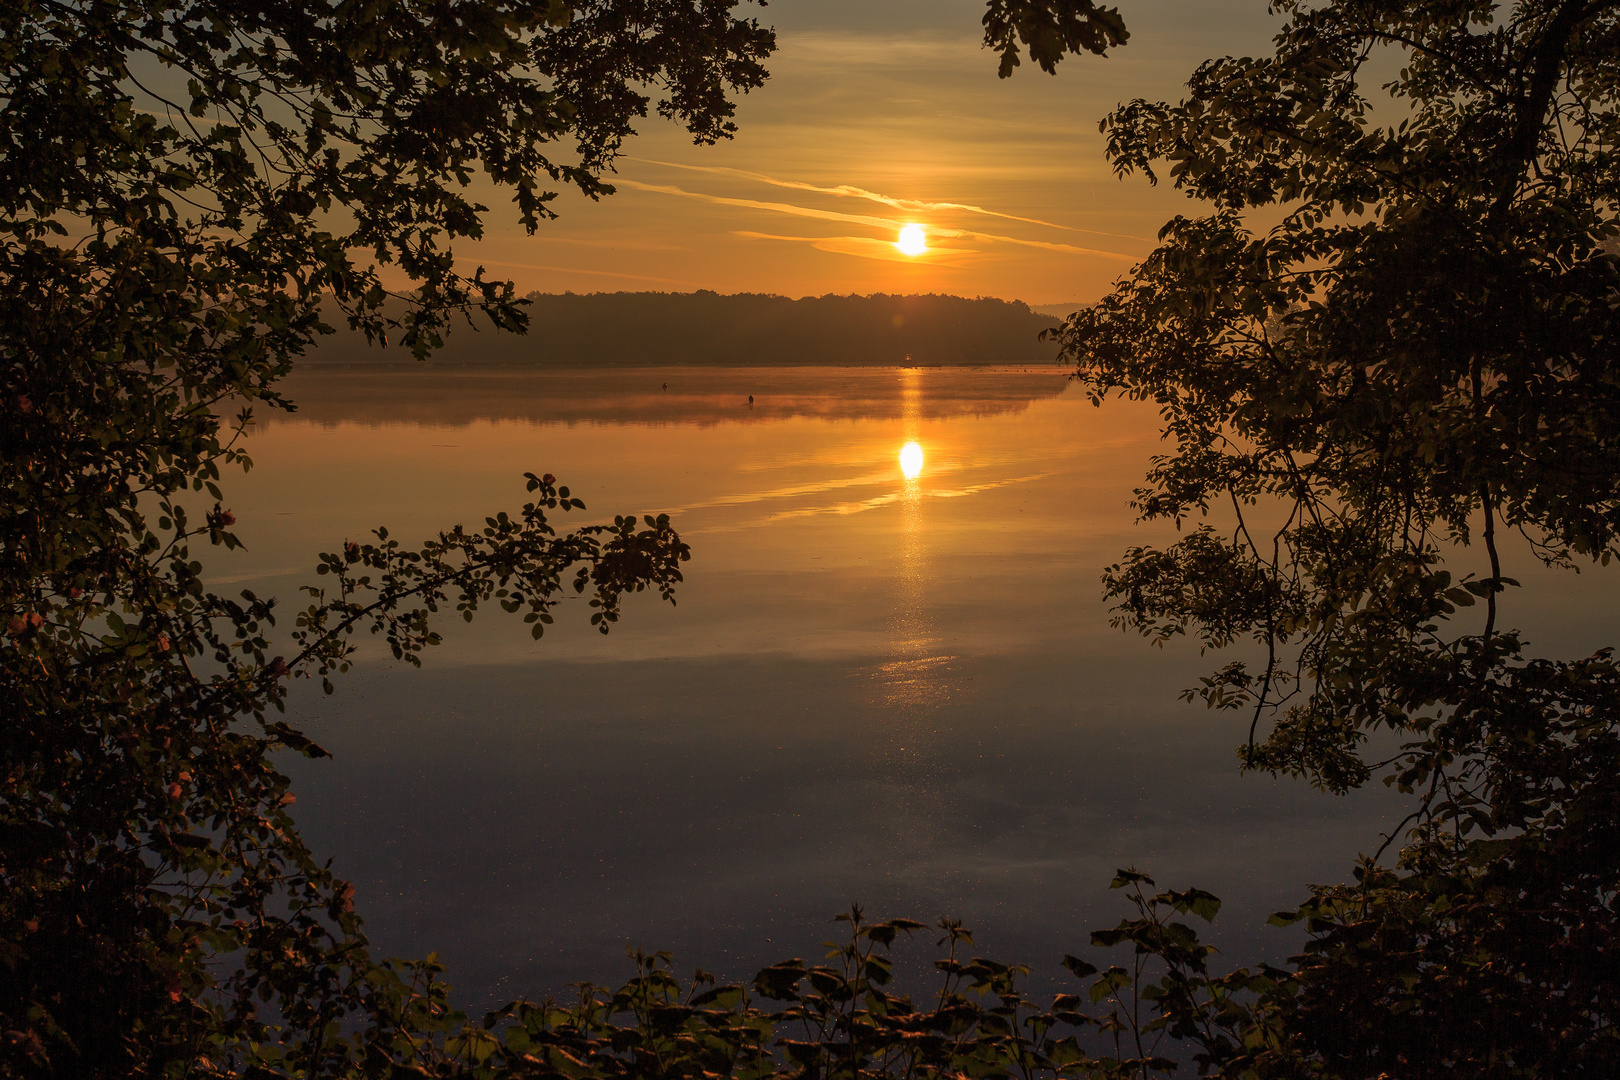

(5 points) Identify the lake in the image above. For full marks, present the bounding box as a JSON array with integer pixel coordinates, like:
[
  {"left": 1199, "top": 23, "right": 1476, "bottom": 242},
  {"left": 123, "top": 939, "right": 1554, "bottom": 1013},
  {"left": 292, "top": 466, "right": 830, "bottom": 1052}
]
[{"left": 214, "top": 362, "right": 1602, "bottom": 1009}]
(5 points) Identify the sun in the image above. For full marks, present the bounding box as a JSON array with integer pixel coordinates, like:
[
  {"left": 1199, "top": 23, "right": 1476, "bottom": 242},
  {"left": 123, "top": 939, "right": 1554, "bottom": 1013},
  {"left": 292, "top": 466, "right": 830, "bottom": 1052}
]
[{"left": 896, "top": 223, "right": 927, "bottom": 257}]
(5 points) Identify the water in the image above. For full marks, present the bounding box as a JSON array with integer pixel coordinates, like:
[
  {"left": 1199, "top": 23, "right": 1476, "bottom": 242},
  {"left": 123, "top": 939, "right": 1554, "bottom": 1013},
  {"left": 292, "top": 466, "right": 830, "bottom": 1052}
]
[{"left": 214, "top": 363, "right": 1517, "bottom": 1007}]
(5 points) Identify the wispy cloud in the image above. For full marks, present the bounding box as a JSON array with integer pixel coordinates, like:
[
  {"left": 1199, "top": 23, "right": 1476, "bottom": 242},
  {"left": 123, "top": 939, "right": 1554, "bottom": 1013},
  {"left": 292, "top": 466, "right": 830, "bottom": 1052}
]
[
  {"left": 777, "top": 30, "right": 987, "bottom": 69},
  {"left": 655, "top": 460, "right": 1058, "bottom": 526},
  {"left": 540, "top": 235, "right": 687, "bottom": 253},
  {"left": 615, "top": 179, "right": 900, "bottom": 231},
  {"left": 932, "top": 228, "right": 1138, "bottom": 262},
  {"left": 453, "top": 256, "right": 700, "bottom": 287},
  {"left": 626, "top": 157, "right": 1121, "bottom": 236},
  {"left": 657, "top": 468, "right": 901, "bottom": 517},
  {"left": 764, "top": 471, "right": 1056, "bottom": 522},
  {"left": 618, "top": 181, "right": 1138, "bottom": 263}
]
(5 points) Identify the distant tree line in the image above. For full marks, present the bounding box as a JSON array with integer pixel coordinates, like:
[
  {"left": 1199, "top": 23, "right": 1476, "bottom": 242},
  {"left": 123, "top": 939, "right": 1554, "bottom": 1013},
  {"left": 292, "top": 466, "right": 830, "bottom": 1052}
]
[{"left": 310, "top": 292, "right": 1063, "bottom": 367}]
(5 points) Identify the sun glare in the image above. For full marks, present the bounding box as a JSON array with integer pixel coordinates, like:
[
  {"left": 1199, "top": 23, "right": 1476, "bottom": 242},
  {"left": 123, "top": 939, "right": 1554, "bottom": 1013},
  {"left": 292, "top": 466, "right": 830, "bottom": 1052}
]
[
  {"left": 899, "top": 441, "right": 924, "bottom": 479},
  {"left": 896, "top": 224, "right": 927, "bottom": 257}
]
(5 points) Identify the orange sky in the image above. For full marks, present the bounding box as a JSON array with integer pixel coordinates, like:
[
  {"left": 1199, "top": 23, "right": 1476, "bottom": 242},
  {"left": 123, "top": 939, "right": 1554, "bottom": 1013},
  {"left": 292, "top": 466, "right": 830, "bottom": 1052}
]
[{"left": 451, "top": 1, "right": 1281, "bottom": 306}]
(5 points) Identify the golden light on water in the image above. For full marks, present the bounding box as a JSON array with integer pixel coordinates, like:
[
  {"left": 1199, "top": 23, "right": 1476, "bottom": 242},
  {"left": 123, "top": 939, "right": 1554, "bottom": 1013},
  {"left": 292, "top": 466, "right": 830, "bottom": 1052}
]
[
  {"left": 899, "top": 440, "right": 924, "bottom": 479},
  {"left": 896, "top": 224, "right": 927, "bottom": 256}
]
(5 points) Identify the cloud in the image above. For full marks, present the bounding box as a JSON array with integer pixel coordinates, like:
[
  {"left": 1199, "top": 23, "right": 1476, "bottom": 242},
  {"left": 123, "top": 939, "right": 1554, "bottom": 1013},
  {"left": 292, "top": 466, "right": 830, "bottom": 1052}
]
[
  {"left": 658, "top": 468, "right": 903, "bottom": 517},
  {"left": 625, "top": 157, "right": 1116, "bottom": 235},
  {"left": 764, "top": 471, "right": 1057, "bottom": 522},
  {"left": 776, "top": 30, "right": 987, "bottom": 69},
  {"left": 539, "top": 235, "right": 687, "bottom": 253},
  {"left": 614, "top": 179, "right": 901, "bottom": 231},
  {"left": 654, "top": 458, "right": 1059, "bottom": 526},
  {"left": 618, "top": 181, "right": 1138, "bottom": 263},
  {"left": 452, "top": 256, "right": 701, "bottom": 287},
  {"left": 931, "top": 227, "right": 1138, "bottom": 262}
]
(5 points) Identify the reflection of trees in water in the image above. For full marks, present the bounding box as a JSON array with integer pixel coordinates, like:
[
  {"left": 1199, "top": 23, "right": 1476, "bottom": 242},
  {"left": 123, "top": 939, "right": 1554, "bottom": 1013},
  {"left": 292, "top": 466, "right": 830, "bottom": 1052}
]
[{"left": 257, "top": 365, "right": 1071, "bottom": 429}]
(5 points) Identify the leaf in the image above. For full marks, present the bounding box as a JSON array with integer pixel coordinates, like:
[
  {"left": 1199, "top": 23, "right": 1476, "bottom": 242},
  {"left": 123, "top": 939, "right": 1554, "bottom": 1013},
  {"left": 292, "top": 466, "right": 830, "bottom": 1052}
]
[
  {"left": 1061, "top": 954, "right": 1098, "bottom": 979},
  {"left": 752, "top": 961, "right": 805, "bottom": 1001},
  {"left": 690, "top": 985, "right": 743, "bottom": 1010},
  {"left": 1165, "top": 887, "right": 1222, "bottom": 922},
  {"left": 1109, "top": 868, "right": 1154, "bottom": 889},
  {"left": 1047, "top": 1036, "right": 1088, "bottom": 1067},
  {"left": 1088, "top": 967, "right": 1130, "bottom": 1004}
]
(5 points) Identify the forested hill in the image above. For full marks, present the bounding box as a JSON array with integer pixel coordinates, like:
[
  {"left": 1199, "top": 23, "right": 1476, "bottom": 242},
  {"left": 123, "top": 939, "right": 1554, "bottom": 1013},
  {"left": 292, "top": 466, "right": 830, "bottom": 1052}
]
[{"left": 309, "top": 291, "right": 1065, "bottom": 366}]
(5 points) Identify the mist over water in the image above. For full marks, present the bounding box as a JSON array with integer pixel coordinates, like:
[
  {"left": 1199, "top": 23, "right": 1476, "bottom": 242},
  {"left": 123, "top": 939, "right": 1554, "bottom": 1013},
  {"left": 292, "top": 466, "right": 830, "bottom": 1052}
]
[{"left": 212, "top": 365, "right": 1608, "bottom": 1009}]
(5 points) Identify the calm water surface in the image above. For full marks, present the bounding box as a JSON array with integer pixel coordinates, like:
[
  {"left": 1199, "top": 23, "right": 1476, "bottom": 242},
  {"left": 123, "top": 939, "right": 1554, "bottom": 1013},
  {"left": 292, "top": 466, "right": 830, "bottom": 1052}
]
[{"left": 214, "top": 364, "right": 1606, "bottom": 1008}]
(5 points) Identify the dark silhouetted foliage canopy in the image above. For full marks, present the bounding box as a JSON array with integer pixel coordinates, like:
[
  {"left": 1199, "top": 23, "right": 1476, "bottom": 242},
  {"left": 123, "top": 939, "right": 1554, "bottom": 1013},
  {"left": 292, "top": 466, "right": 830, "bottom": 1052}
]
[{"left": 1047, "top": 0, "right": 1620, "bottom": 1072}]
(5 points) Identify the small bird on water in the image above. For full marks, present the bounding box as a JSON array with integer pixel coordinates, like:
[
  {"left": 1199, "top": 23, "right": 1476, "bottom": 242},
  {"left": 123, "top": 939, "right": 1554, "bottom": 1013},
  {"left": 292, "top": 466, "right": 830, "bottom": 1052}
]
[{"left": 747, "top": 394, "right": 754, "bottom": 405}]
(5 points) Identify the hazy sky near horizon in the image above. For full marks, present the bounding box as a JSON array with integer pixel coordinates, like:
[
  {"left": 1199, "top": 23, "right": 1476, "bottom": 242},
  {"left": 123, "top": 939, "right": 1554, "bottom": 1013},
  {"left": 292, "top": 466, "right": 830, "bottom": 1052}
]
[{"left": 455, "top": 1, "right": 1283, "bottom": 305}]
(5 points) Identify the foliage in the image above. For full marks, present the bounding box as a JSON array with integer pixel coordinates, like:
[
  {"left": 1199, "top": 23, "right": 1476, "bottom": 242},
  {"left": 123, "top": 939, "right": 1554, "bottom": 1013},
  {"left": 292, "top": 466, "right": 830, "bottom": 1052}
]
[
  {"left": 1053, "top": 0, "right": 1620, "bottom": 786},
  {"left": 1037, "top": 0, "right": 1620, "bottom": 1072},
  {"left": 0, "top": 0, "right": 755, "bottom": 1073},
  {"left": 318, "top": 884, "right": 1240, "bottom": 1080},
  {"left": 982, "top": 0, "right": 1129, "bottom": 77}
]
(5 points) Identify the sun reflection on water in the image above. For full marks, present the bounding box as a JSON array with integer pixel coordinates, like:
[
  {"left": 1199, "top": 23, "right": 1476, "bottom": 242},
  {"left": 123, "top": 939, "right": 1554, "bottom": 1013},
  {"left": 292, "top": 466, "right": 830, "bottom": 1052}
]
[
  {"left": 863, "top": 370, "right": 953, "bottom": 859},
  {"left": 899, "top": 440, "right": 924, "bottom": 479},
  {"left": 875, "top": 373, "right": 952, "bottom": 717}
]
